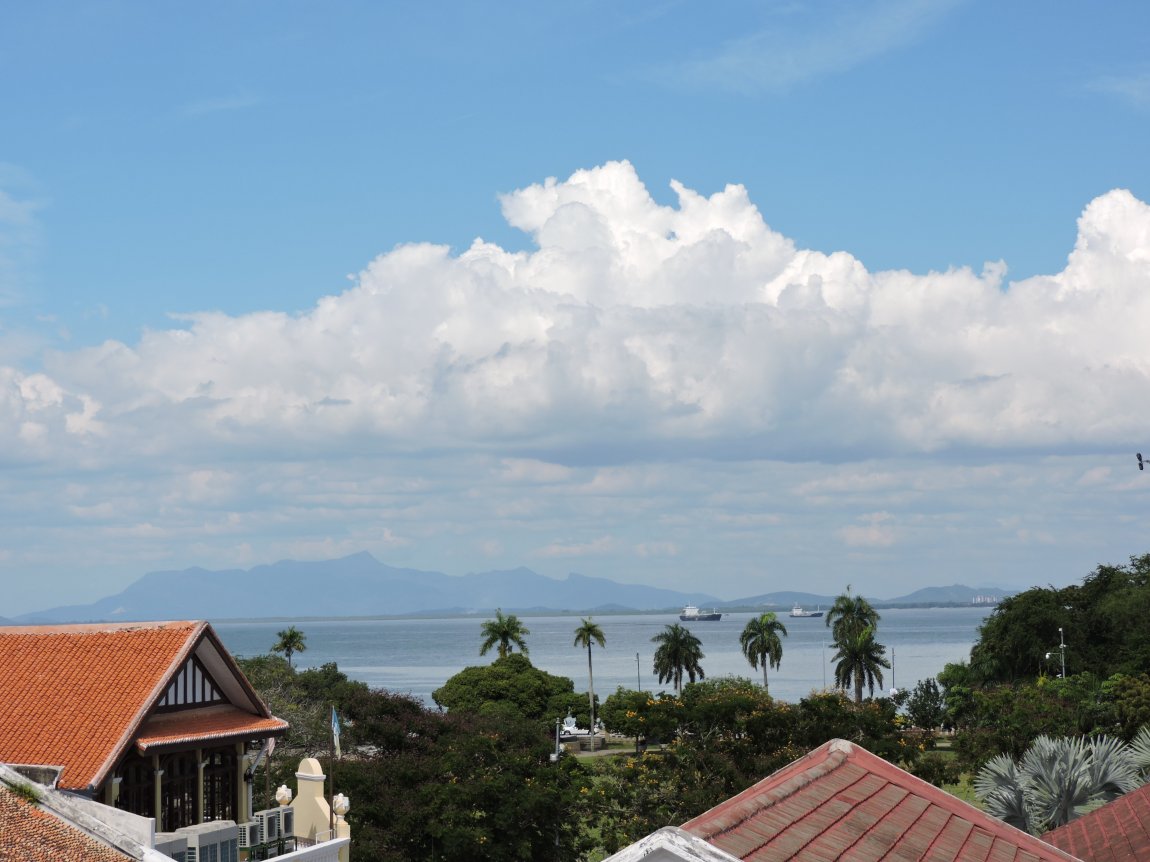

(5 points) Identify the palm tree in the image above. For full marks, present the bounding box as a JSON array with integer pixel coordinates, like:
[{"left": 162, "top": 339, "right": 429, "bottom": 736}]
[
  {"left": 271, "top": 626, "right": 307, "bottom": 668},
  {"left": 975, "top": 733, "right": 1143, "bottom": 834},
  {"left": 831, "top": 625, "right": 890, "bottom": 703},
  {"left": 479, "top": 608, "right": 530, "bottom": 659},
  {"left": 573, "top": 617, "right": 606, "bottom": 731},
  {"left": 739, "top": 612, "right": 787, "bottom": 695},
  {"left": 651, "top": 623, "right": 705, "bottom": 694},
  {"left": 825, "top": 585, "right": 881, "bottom": 644}
]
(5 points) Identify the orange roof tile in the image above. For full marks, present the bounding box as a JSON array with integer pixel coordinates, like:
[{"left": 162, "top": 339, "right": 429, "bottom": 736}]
[
  {"left": 1042, "top": 782, "right": 1150, "bottom": 862},
  {"left": 137, "top": 704, "right": 288, "bottom": 752},
  {"left": 0, "top": 785, "right": 134, "bottom": 862},
  {"left": 682, "top": 739, "right": 1083, "bottom": 862},
  {"left": 0, "top": 620, "right": 281, "bottom": 792}
]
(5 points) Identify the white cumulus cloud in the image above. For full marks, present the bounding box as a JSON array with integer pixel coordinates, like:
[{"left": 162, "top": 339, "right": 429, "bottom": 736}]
[
  {"left": 3, "top": 161, "right": 1150, "bottom": 612},
  {"left": 5, "top": 161, "right": 1148, "bottom": 470}
]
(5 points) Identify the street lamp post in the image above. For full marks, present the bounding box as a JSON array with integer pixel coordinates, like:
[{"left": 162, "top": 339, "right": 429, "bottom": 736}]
[
  {"left": 1045, "top": 628, "right": 1067, "bottom": 679},
  {"left": 889, "top": 646, "right": 897, "bottom": 697}
]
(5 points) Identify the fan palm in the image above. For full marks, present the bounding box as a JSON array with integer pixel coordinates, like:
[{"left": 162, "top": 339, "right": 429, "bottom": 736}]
[
  {"left": 479, "top": 608, "right": 530, "bottom": 659},
  {"left": 271, "top": 626, "right": 307, "bottom": 668},
  {"left": 975, "top": 734, "right": 1142, "bottom": 834},
  {"left": 573, "top": 617, "right": 606, "bottom": 730},
  {"left": 739, "top": 612, "right": 787, "bottom": 695},
  {"left": 651, "top": 623, "right": 705, "bottom": 694},
  {"left": 831, "top": 625, "right": 890, "bottom": 703}
]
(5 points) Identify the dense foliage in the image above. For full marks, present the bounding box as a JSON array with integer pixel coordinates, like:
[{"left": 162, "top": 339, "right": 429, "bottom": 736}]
[
  {"left": 432, "top": 653, "right": 590, "bottom": 730},
  {"left": 968, "top": 553, "right": 1150, "bottom": 684},
  {"left": 933, "top": 554, "right": 1150, "bottom": 772},
  {"left": 240, "top": 647, "right": 923, "bottom": 861}
]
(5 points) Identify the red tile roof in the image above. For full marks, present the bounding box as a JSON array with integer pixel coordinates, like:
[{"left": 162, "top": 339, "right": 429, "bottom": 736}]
[
  {"left": 0, "top": 621, "right": 282, "bottom": 792},
  {"left": 137, "top": 704, "right": 288, "bottom": 752},
  {"left": 1042, "top": 782, "right": 1150, "bottom": 862},
  {"left": 0, "top": 785, "right": 134, "bottom": 862},
  {"left": 682, "top": 739, "right": 1083, "bottom": 862}
]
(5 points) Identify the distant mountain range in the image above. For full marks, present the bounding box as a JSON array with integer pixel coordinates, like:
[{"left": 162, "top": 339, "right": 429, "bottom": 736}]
[{"left": 7, "top": 552, "right": 1014, "bottom": 624}]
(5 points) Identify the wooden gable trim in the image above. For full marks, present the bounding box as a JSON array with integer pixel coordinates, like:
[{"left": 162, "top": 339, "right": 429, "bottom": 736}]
[{"left": 155, "top": 654, "right": 224, "bottom": 712}]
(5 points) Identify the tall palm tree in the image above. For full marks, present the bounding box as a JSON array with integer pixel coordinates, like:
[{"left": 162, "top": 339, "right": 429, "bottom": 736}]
[
  {"left": 976, "top": 734, "right": 1142, "bottom": 834},
  {"left": 825, "top": 585, "right": 881, "bottom": 644},
  {"left": 740, "top": 612, "right": 787, "bottom": 695},
  {"left": 651, "top": 623, "right": 705, "bottom": 694},
  {"left": 573, "top": 617, "right": 606, "bottom": 730},
  {"left": 271, "top": 626, "right": 307, "bottom": 669},
  {"left": 831, "top": 625, "right": 890, "bottom": 703},
  {"left": 479, "top": 608, "right": 530, "bottom": 659}
]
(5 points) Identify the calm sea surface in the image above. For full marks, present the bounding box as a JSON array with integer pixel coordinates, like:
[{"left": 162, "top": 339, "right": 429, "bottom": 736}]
[{"left": 213, "top": 606, "right": 992, "bottom": 706}]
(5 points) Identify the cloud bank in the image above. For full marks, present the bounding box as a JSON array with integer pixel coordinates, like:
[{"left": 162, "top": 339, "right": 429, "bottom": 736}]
[{"left": 6, "top": 160, "right": 1149, "bottom": 470}]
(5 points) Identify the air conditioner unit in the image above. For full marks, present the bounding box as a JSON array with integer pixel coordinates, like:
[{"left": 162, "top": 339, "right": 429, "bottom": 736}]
[
  {"left": 177, "top": 820, "right": 239, "bottom": 862},
  {"left": 253, "top": 806, "right": 295, "bottom": 842},
  {"left": 154, "top": 832, "right": 188, "bottom": 862},
  {"left": 255, "top": 807, "right": 281, "bottom": 842},
  {"left": 236, "top": 821, "right": 261, "bottom": 849}
]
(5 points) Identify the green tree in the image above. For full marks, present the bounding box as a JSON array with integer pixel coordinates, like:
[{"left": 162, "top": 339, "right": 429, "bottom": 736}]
[
  {"left": 651, "top": 623, "right": 705, "bottom": 694},
  {"left": 739, "top": 612, "right": 787, "bottom": 695},
  {"left": 573, "top": 617, "right": 606, "bottom": 731},
  {"left": 966, "top": 554, "right": 1150, "bottom": 685},
  {"left": 905, "top": 678, "right": 946, "bottom": 731},
  {"left": 825, "top": 586, "right": 880, "bottom": 644},
  {"left": 975, "top": 734, "right": 1141, "bottom": 834},
  {"left": 831, "top": 626, "right": 890, "bottom": 703},
  {"left": 953, "top": 682, "right": 1081, "bottom": 770},
  {"left": 271, "top": 626, "right": 307, "bottom": 668},
  {"left": 479, "top": 608, "right": 530, "bottom": 659},
  {"left": 432, "top": 653, "right": 575, "bottom": 726},
  {"left": 1103, "top": 673, "right": 1150, "bottom": 739},
  {"left": 969, "top": 587, "right": 1071, "bottom": 684},
  {"left": 937, "top": 661, "right": 977, "bottom": 730}
]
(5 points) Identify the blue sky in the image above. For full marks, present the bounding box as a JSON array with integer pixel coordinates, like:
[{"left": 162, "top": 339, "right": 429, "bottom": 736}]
[{"left": 2, "top": 1, "right": 1149, "bottom": 616}]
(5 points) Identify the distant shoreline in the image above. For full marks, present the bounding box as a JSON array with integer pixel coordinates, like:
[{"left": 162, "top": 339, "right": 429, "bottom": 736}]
[{"left": 200, "top": 601, "right": 997, "bottom": 625}]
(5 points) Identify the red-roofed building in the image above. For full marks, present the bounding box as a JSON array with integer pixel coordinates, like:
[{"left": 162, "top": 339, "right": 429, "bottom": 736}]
[
  {"left": 0, "top": 782, "right": 135, "bottom": 862},
  {"left": 606, "top": 738, "right": 1084, "bottom": 862},
  {"left": 0, "top": 620, "right": 287, "bottom": 834},
  {"left": 1042, "top": 781, "right": 1150, "bottom": 862}
]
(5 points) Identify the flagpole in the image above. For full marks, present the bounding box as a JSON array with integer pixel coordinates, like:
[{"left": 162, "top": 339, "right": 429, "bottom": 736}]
[{"left": 329, "top": 705, "right": 336, "bottom": 836}]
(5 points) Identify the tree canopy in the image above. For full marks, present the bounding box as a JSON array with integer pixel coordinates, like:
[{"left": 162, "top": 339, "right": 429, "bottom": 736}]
[
  {"left": 832, "top": 625, "right": 890, "bottom": 703},
  {"left": 651, "top": 623, "right": 705, "bottom": 694},
  {"left": 271, "top": 626, "right": 307, "bottom": 668},
  {"left": 825, "top": 587, "right": 880, "bottom": 644},
  {"left": 739, "top": 612, "right": 787, "bottom": 694},
  {"left": 969, "top": 554, "right": 1150, "bottom": 684},
  {"left": 479, "top": 608, "right": 531, "bottom": 659},
  {"left": 432, "top": 653, "right": 583, "bottom": 727},
  {"left": 573, "top": 617, "right": 606, "bottom": 729}
]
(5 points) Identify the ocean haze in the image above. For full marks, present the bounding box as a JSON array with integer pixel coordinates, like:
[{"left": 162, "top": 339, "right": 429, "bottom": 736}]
[{"left": 9, "top": 552, "right": 1012, "bottom": 624}]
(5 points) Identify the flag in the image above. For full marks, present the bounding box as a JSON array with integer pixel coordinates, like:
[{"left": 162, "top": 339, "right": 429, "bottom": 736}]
[{"left": 331, "top": 707, "right": 341, "bottom": 758}]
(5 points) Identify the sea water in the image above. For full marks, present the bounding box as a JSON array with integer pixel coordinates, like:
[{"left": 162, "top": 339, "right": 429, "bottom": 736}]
[{"left": 214, "top": 606, "right": 992, "bottom": 706}]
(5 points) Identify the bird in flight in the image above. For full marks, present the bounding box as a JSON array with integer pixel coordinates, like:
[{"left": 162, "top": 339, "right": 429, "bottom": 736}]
[{"left": 1139, "top": 453, "right": 1145, "bottom": 471}]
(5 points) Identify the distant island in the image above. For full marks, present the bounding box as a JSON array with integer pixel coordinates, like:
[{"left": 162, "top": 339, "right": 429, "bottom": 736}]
[{"left": 7, "top": 551, "right": 1014, "bottom": 625}]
